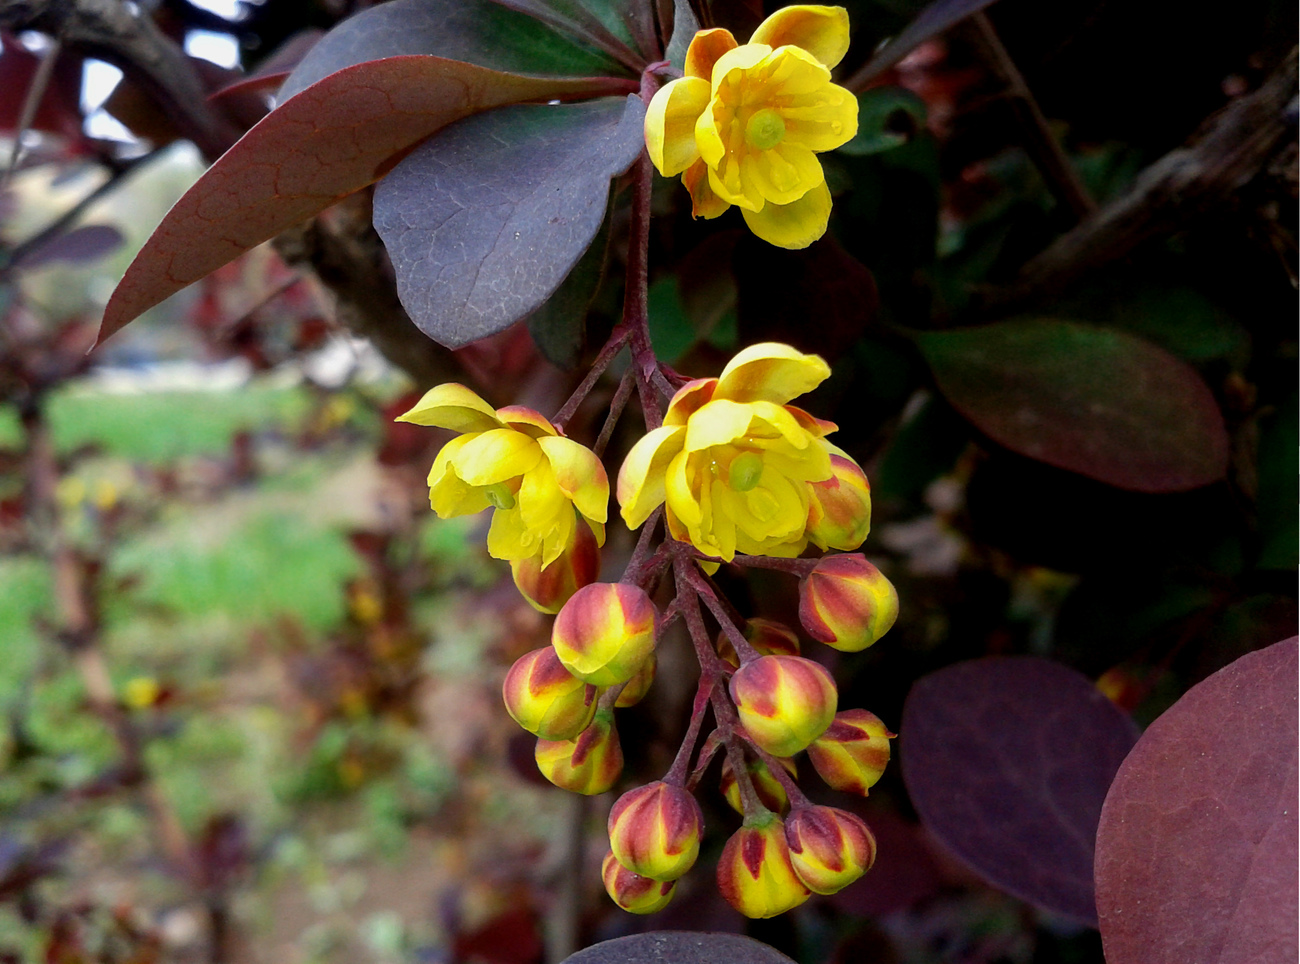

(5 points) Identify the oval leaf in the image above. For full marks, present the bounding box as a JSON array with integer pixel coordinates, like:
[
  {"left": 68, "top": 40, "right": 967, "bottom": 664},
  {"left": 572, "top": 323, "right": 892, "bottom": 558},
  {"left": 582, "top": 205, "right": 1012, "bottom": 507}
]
[
  {"left": 11, "top": 224, "right": 124, "bottom": 270},
  {"left": 561, "top": 932, "right": 795, "bottom": 964},
  {"left": 915, "top": 318, "right": 1229, "bottom": 492},
  {"left": 901, "top": 656, "right": 1139, "bottom": 923},
  {"left": 1095, "top": 637, "right": 1298, "bottom": 964},
  {"left": 372, "top": 95, "right": 644, "bottom": 349},
  {"left": 99, "top": 57, "right": 632, "bottom": 345}
]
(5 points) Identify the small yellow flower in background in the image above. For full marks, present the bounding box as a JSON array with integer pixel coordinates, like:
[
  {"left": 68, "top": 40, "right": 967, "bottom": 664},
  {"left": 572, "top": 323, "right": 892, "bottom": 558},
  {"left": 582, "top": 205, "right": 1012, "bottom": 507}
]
[
  {"left": 397, "top": 383, "right": 608, "bottom": 577},
  {"left": 645, "top": 4, "right": 858, "bottom": 249},
  {"left": 618, "top": 343, "right": 870, "bottom": 561}
]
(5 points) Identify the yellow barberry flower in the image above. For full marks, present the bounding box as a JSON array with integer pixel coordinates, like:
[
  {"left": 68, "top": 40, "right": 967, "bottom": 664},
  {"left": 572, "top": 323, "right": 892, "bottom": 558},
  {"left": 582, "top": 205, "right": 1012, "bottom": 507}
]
[
  {"left": 645, "top": 4, "right": 858, "bottom": 249},
  {"left": 397, "top": 384, "right": 608, "bottom": 570},
  {"left": 618, "top": 343, "right": 869, "bottom": 561}
]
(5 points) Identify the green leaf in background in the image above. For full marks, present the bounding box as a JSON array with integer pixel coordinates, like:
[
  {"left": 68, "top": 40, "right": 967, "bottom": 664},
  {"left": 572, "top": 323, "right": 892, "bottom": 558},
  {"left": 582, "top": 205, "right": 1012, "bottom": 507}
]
[
  {"left": 646, "top": 276, "right": 696, "bottom": 364},
  {"left": 528, "top": 203, "right": 612, "bottom": 369},
  {"left": 1256, "top": 392, "right": 1298, "bottom": 570},
  {"left": 838, "top": 86, "right": 928, "bottom": 156},
  {"left": 915, "top": 318, "right": 1230, "bottom": 493}
]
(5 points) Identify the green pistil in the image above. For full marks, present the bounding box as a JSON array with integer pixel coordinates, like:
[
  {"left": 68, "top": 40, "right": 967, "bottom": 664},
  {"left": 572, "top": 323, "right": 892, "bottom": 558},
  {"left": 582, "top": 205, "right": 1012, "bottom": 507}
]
[
  {"left": 484, "top": 483, "right": 516, "bottom": 510},
  {"left": 744, "top": 108, "right": 786, "bottom": 151},
  {"left": 729, "top": 452, "right": 765, "bottom": 492}
]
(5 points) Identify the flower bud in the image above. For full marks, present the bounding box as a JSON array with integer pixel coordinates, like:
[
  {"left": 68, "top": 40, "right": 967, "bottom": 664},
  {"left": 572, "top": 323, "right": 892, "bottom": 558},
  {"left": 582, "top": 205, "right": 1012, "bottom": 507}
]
[
  {"left": 552, "top": 583, "right": 656, "bottom": 686},
  {"left": 806, "top": 709, "right": 894, "bottom": 796},
  {"left": 601, "top": 850, "right": 676, "bottom": 914},
  {"left": 716, "top": 815, "right": 811, "bottom": 918},
  {"left": 720, "top": 754, "right": 794, "bottom": 815},
  {"left": 799, "top": 554, "right": 898, "bottom": 652},
  {"left": 502, "top": 647, "right": 597, "bottom": 741},
  {"left": 607, "top": 781, "right": 703, "bottom": 880},
  {"left": 534, "top": 711, "right": 622, "bottom": 794},
  {"left": 510, "top": 520, "right": 600, "bottom": 614},
  {"left": 808, "top": 453, "right": 872, "bottom": 551},
  {"left": 729, "top": 655, "right": 837, "bottom": 757},
  {"left": 785, "top": 805, "right": 876, "bottom": 895},
  {"left": 716, "top": 618, "right": 801, "bottom": 669},
  {"left": 615, "top": 653, "right": 655, "bottom": 708}
]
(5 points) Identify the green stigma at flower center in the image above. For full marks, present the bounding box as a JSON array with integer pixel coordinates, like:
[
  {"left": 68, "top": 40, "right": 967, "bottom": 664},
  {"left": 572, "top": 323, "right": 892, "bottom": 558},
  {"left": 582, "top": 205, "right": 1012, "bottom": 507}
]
[
  {"left": 728, "top": 452, "right": 765, "bottom": 492},
  {"left": 744, "top": 109, "right": 786, "bottom": 151},
  {"left": 484, "top": 483, "right": 516, "bottom": 510}
]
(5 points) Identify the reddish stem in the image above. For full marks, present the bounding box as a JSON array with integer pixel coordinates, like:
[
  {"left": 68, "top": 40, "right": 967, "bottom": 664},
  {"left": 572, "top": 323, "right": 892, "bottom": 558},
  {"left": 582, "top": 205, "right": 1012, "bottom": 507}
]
[
  {"left": 665, "top": 673, "right": 715, "bottom": 786},
  {"left": 691, "top": 570, "right": 762, "bottom": 665},
  {"left": 727, "top": 553, "right": 819, "bottom": 577},
  {"left": 552, "top": 326, "right": 631, "bottom": 431},
  {"left": 737, "top": 733, "right": 811, "bottom": 810}
]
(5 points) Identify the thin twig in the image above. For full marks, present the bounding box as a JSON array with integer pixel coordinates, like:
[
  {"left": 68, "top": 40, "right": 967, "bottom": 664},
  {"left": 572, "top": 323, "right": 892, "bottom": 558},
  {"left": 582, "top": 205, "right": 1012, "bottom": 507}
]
[
  {"left": 592, "top": 367, "right": 635, "bottom": 457},
  {"left": 3, "top": 36, "right": 62, "bottom": 190},
  {"left": 552, "top": 327, "right": 631, "bottom": 431}
]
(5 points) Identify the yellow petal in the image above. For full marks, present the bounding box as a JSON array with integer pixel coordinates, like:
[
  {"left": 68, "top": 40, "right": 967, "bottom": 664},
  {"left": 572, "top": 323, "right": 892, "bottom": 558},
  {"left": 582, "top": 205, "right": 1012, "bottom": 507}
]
[
  {"left": 428, "top": 437, "right": 493, "bottom": 517},
  {"left": 707, "top": 479, "right": 738, "bottom": 560},
  {"left": 716, "top": 343, "right": 831, "bottom": 405},
  {"left": 785, "top": 405, "right": 838, "bottom": 437},
  {"left": 685, "top": 27, "right": 738, "bottom": 79},
  {"left": 749, "top": 5, "right": 851, "bottom": 69},
  {"left": 709, "top": 42, "right": 772, "bottom": 93},
  {"left": 744, "top": 144, "right": 824, "bottom": 205},
  {"left": 645, "top": 76, "right": 711, "bottom": 177},
  {"left": 781, "top": 82, "right": 858, "bottom": 152},
  {"left": 684, "top": 399, "right": 756, "bottom": 452},
  {"left": 707, "top": 154, "right": 764, "bottom": 212},
  {"left": 617, "top": 425, "right": 686, "bottom": 528},
  {"left": 665, "top": 378, "right": 719, "bottom": 426},
  {"left": 682, "top": 159, "right": 730, "bottom": 220},
  {"left": 539, "top": 500, "right": 576, "bottom": 568},
  {"left": 518, "top": 458, "right": 565, "bottom": 531},
  {"left": 497, "top": 406, "right": 557, "bottom": 438},
  {"left": 741, "top": 178, "right": 832, "bottom": 249},
  {"left": 665, "top": 449, "right": 703, "bottom": 528},
  {"left": 397, "top": 383, "right": 501, "bottom": 433},
  {"left": 487, "top": 506, "right": 536, "bottom": 561},
  {"left": 538, "top": 435, "right": 609, "bottom": 524},
  {"left": 451, "top": 429, "right": 542, "bottom": 486}
]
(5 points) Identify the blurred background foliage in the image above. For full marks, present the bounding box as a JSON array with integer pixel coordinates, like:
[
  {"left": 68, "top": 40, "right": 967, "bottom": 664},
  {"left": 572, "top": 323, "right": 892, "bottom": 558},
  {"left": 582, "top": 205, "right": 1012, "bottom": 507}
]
[{"left": 0, "top": 0, "right": 1294, "bottom": 962}]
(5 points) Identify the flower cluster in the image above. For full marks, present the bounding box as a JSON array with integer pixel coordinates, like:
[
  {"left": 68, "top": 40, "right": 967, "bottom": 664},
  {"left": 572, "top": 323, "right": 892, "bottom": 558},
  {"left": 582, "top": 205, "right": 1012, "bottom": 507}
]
[{"left": 645, "top": 4, "right": 858, "bottom": 248}]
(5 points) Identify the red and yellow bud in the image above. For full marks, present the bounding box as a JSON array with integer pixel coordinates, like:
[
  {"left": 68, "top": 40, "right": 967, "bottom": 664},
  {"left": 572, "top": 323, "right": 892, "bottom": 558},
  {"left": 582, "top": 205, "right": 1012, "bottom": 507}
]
[
  {"left": 807, "top": 452, "right": 872, "bottom": 551},
  {"left": 785, "top": 805, "right": 876, "bottom": 895},
  {"left": 616, "top": 653, "right": 656, "bottom": 708},
  {"left": 502, "top": 646, "right": 597, "bottom": 741},
  {"left": 534, "top": 711, "right": 622, "bottom": 794},
  {"left": 806, "top": 709, "right": 894, "bottom": 796},
  {"left": 607, "top": 781, "right": 703, "bottom": 880},
  {"left": 720, "top": 754, "right": 795, "bottom": 815},
  {"left": 509, "top": 519, "right": 600, "bottom": 614},
  {"left": 729, "top": 655, "right": 838, "bottom": 757},
  {"left": 799, "top": 554, "right": 898, "bottom": 652},
  {"left": 716, "top": 814, "right": 811, "bottom": 918},
  {"left": 552, "top": 582, "right": 657, "bottom": 686},
  {"left": 601, "top": 850, "right": 676, "bottom": 914},
  {"left": 716, "top": 618, "right": 801, "bottom": 669}
]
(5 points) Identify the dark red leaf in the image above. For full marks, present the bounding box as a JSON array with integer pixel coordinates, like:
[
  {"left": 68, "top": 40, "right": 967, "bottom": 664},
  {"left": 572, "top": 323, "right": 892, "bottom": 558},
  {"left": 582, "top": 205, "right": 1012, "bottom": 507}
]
[
  {"left": 1095, "top": 637, "right": 1298, "bottom": 964},
  {"left": 99, "top": 57, "right": 633, "bottom": 345},
  {"left": 915, "top": 318, "right": 1230, "bottom": 492},
  {"left": 561, "top": 932, "right": 795, "bottom": 964},
  {"left": 901, "top": 656, "right": 1139, "bottom": 924}
]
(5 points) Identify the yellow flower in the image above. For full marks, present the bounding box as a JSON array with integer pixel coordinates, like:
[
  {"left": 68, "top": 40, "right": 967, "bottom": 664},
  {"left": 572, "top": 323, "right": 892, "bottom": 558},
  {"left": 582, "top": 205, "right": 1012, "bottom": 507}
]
[
  {"left": 397, "top": 384, "right": 608, "bottom": 568},
  {"left": 644, "top": 4, "right": 858, "bottom": 249},
  {"left": 618, "top": 343, "right": 868, "bottom": 561}
]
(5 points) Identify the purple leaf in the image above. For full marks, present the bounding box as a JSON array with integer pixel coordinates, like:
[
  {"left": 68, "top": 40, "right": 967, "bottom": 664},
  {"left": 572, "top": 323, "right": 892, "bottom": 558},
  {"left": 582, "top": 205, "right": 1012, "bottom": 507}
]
[
  {"left": 561, "top": 932, "right": 795, "bottom": 964},
  {"left": 1095, "top": 637, "right": 1298, "bottom": 964},
  {"left": 901, "top": 656, "right": 1139, "bottom": 924},
  {"left": 12, "top": 224, "right": 124, "bottom": 270}
]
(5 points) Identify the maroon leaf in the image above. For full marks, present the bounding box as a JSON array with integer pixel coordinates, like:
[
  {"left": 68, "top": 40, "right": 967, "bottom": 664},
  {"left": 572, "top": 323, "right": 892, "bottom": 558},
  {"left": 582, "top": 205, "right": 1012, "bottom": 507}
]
[
  {"left": 98, "top": 57, "right": 634, "bottom": 345},
  {"left": 372, "top": 96, "right": 644, "bottom": 348},
  {"left": 901, "top": 656, "right": 1139, "bottom": 924},
  {"left": 561, "top": 932, "right": 795, "bottom": 964},
  {"left": 1095, "top": 637, "right": 1298, "bottom": 964},
  {"left": 10, "top": 224, "right": 123, "bottom": 270},
  {"left": 915, "top": 318, "right": 1230, "bottom": 492}
]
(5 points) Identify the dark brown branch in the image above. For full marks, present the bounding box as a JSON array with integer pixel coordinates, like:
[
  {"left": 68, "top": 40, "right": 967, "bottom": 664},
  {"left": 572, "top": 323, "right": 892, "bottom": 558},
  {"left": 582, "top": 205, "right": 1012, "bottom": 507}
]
[
  {"left": 0, "top": 0, "right": 241, "bottom": 159},
  {"left": 985, "top": 46, "right": 1299, "bottom": 311}
]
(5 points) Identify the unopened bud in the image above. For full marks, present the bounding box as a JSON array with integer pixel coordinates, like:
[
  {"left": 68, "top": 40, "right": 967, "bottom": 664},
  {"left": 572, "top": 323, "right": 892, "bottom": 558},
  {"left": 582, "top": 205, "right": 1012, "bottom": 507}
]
[
  {"left": 785, "top": 805, "right": 876, "bottom": 894},
  {"left": 601, "top": 850, "right": 676, "bottom": 914},
  {"left": 808, "top": 453, "right": 872, "bottom": 551},
  {"left": 729, "top": 655, "right": 837, "bottom": 757},
  {"left": 616, "top": 653, "right": 656, "bottom": 708},
  {"left": 552, "top": 583, "right": 656, "bottom": 685},
  {"left": 720, "top": 754, "right": 794, "bottom": 815},
  {"left": 535, "top": 711, "right": 622, "bottom": 794},
  {"left": 806, "top": 709, "right": 894, "bottom": 796},
  {"left": 607, "top": 781, "right": 703, "bottom": 880},
  {"left": 716, "top": 814, "right": 811, "bottom": 918},
  {"left": 799, "top": 554, "right": 898, "bottom": 652},
  {"left": 716, "top": 618, "right": 801, "bottom": 669},
  {"left": 502, "top": 646, "right": 597, "bottom": 741},
  {"left": 510, "top": 520, "right": 600, "bottom": 614}
]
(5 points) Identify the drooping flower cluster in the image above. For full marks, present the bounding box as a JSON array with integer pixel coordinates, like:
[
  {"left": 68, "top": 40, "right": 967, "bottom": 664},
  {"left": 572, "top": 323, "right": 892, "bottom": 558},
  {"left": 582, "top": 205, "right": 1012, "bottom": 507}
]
[{"left": 645, "top": 4, "right": 859, "bottom": 248}]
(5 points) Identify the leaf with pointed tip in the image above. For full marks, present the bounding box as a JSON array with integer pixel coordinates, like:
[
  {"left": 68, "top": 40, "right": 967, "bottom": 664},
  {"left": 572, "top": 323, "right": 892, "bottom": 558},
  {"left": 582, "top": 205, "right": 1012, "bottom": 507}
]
[
  {"left": 561, "top": 932, "right": 796, "bottom": 964},
  {"left": 901, "top": 657, "right": 1139, "bottom": 924},
  {"left": 372, "top": 96, "right": 645, "bottom": 349},
  {"left": 1095, "top": 637, "right": 1298, "bottom": 964},
  {"left": 915, "top": 318, "right": 1230, "bottom": 492},
  {"left": 98, "top": 58, "right": 632, "bottom": 345},
  {"left": 846, "top": 0, "right": 1002, "bottom": 90},
  {"left": 665, "top": 0, "right": 701, "bottom": 71},
  {"left": 280, "top": 0, "right": 632, "bottom": 101}
]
